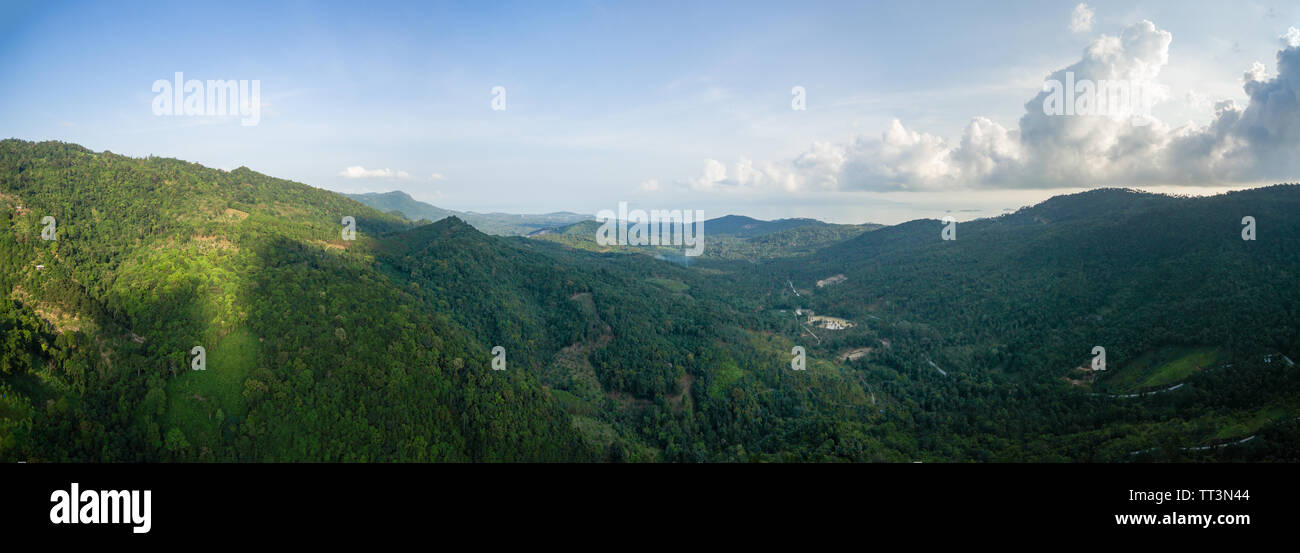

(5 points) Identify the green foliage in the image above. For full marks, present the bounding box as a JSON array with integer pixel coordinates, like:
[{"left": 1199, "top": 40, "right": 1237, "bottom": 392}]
[
  {"left": 2, "top": 140, "right": 1297, "bottom": 462},
  {"left": 0, "top": 140, "right": 589, "bottom": 462}
]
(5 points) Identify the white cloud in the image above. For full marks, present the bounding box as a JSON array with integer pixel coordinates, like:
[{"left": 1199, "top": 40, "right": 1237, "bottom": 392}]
[
  {"left": 691, "top": 159, "right": 730, "bottom": 190},
  {"left": 1069, "top": 3, "right": 1094, "bottom": 34},
  {"left": 430, "top": 173, "right": 446, "bottom": 181},
  {"left": 688, "top": 157, "right": 798, "bottom": 192},
  {"left": 639, "top": 178, "right": 660, "bottom": 192},
  {"left": 338, "top": 166, "right": 411, "bottom": 179},
  {"left": 1284, "top": 26, "right": 1300, "bottom": 48},
  {"left": 689, "top": 21, "right": 1300, "bottom": 192},
  {"left": 1243, "top": 61, "right": 1269, "bottom": 83}
]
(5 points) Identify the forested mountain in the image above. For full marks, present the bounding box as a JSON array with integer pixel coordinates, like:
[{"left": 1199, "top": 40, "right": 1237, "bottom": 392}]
[
  {"left": 756, "top": 186, "right": 1300, "bottom": 459},
  {"left": 345, "top": 190, "right": 589, "bottom": 236},
  {"left": 531, "top": 215, "right": 881, "bottom": 261},
  {"left": 777, "top": 186, "right": 1300, "bottom": 372},
  {"left": 0, "top": 140, "right": 587, "bottom": 461},
  {"left": 703, "top": 215, "right": 837, "bottom": 237},
  {"left": 2, "top": 139, "right": 1297, "bottom": 462},
  {"left": 345, "top": 191, "right": 458, "bottom": 222}
]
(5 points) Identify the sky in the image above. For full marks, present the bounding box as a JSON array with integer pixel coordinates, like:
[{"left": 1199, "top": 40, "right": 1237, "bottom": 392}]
[{"left": 1, "top": 0, "right": 1298, "bottom": 224}]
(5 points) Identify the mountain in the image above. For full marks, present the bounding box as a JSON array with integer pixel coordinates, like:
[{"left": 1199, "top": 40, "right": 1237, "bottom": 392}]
[
  {"left": 343, "top": 191, "right": 457, "bottom": 222},
  {"left": 759, "top": 186, "right": 1300, "bottom": 459},
  {"left": 0, "top": 140, "right": 900, "bottom": 462},
  {"left": 704, "top": 214, "right": 831, "bottom": 237},
  {"left": 0, "top": 140, "right": 588, "bottom": 462},
  {"left": 345, "top": 190, "right": 589, "bottom": 236},
  {"left": 2, "top": 139, "right": 1298, "bottom": 463},
  {"left": 531, "top": 215, "right": 881, "bottom": 261}
]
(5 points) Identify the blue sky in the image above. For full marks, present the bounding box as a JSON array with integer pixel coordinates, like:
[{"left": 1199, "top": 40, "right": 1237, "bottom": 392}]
[{"left": 1, "top": 0, "right": 1297, "bottom": 223}]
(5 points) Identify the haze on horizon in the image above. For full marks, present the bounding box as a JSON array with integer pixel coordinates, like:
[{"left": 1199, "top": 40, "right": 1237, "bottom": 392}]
[{"left": 1, "top": 0, "right": 1297, "bottom": 225}]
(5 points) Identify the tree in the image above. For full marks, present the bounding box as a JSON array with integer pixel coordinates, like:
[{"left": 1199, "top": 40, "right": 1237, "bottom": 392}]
[{"left": 165, "top": 427, "right": 190, "bottom": 455}]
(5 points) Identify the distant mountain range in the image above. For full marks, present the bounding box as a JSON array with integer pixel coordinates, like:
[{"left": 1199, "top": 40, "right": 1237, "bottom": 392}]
[
  {"left": 348, "top": 190, "right": 884, "bottom": 259},
  {"left": 344, "top": 190, "right": 590, "bottom": 236},
  {"left": 532, "top": 214, "right": 883, "bottom": 260}
]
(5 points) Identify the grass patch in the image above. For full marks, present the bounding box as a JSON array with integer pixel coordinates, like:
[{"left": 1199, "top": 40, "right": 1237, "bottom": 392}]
[
  {"left": 1100, "top": 346, "right": 1219, "bottom": 392},
  {"left": 1211, "top": 404, "right": 1293, "bottom": 440},
  {"left": 1141, "top": 348, "right": 1218, "bottom": 388}
]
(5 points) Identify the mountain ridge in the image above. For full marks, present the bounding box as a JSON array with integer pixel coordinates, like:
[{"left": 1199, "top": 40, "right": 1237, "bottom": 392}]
[{"left": 345, "top": 190, "right": 590, "bottom": 236}]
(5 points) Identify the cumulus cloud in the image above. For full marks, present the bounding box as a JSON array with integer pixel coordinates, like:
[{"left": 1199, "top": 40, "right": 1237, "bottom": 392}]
[
  {"left": 1008, "top": 19, "right": 1173, "bottom": 187},
  {"left": 640, "top": 178, "right": 660, "bottom": 192},
  {"left": 1069, "top": 3, "right": 1094, "bottom": 33},
  {"left": 338, "top": 166, "right": 412, "bottom": 179},
  {"left": 689, "top": 157, "right": 799, "bottom": 192},
  {"left": 691, "top": 159, "right": 729, "bottom": 190},
  {"left": 1284, "top": 26, "right": 1300, "bottom": 48},
  {"left": 1157, "top": 26, "right": 1300, "bottom": 183},
  {"left": 689, "top": 23, "right": 1300, "bottom": 192},
  {"left": 429, "top": 173, "right": 446, "bottom": 181}
]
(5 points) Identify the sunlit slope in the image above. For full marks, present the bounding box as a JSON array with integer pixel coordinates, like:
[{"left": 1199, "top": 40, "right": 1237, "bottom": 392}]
[{"left": 0, "top": 140, "right": 589, "bottom": 461}]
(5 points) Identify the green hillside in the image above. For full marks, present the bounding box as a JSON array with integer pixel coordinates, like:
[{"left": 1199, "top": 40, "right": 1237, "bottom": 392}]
[
  {"left": 0, "top": 140, "right": 587, "bottom": 462},
  {"left": 2, "top": 140, "right": 1298, "bottom": 462}
]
